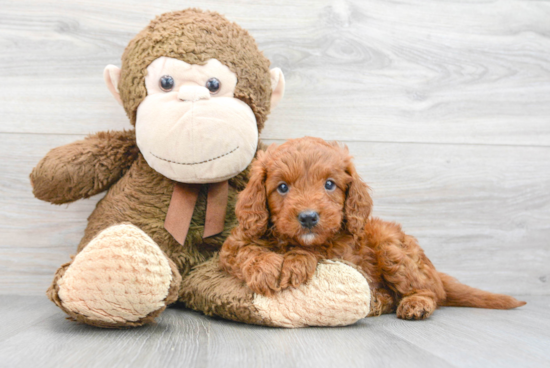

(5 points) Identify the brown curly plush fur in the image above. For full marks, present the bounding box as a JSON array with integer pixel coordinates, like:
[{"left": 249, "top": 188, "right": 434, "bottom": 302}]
[
  {"left": 119, "top": 9, "right": 272, "bottom": 129},
  {"left": 30, "top": 9, "right": 275, "bottom": 328},
  {"left": 220, "top": 137, "right": 526, "bottom": 320}
]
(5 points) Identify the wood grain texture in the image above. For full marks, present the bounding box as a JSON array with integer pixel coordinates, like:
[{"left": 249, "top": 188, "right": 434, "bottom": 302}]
[
  {"left": 1, "top": 0, "right": 549, "bottom": 145},
  {"left": 2, "top": 134, "right": 548, "bottom": 295},
  {"left": 0, "top": 0, "right": 549, "bottom": 298},
  {"left": 0, "top": 295, "right": 549, "bottom": 368}
]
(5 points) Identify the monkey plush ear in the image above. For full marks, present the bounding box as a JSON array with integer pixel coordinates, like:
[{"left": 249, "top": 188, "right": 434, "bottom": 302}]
[
  {"left": 270, "top": 68, "right": 285, "bottom": 109},
  {"left": 103, "top": 65, "right": 123, "bottom": 106}
]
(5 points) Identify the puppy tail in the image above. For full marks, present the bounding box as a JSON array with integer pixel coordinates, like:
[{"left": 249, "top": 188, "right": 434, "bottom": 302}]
[{"left": 439, "top": 272, "right": 526, "bottom": 309}]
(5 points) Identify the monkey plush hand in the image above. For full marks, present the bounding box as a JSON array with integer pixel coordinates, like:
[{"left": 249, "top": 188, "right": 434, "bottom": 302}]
[{"left": 30, "top": 9, "right": 371, "bottom": 328}]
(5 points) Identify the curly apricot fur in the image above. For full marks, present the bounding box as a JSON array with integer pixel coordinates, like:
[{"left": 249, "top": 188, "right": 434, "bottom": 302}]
[{"left": 220, "top": 137, "right": 526, "bottom": 319}]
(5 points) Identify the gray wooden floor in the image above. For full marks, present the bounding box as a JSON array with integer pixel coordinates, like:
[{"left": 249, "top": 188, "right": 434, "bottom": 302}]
[
  {"left": 0, "top": 295, "right": 548, "bottom": 368},
  {"left": 1, "top": 0, "right": 550, "bottom": 367}
]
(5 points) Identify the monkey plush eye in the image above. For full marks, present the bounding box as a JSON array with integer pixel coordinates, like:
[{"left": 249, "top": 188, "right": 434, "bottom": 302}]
[
  {"left": 277, "top": 182, "right": 289, "bottom": 195},
  {"left": 325, "top": 180, "right": 336, "bottom": 191},
  {"left": 205, "top": 78, "right": 221, "bottom": 94},
  {"left": 159, "top": 75, "right": 175, "bottom": 92}
]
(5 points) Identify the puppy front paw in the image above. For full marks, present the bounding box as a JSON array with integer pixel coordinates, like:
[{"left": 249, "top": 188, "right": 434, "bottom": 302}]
[
  {"left": 279, "top": 251, "right": 318, "bottom": 290},
  {"left": 242, "top": 252, "right": 284, "bottom": 297}
]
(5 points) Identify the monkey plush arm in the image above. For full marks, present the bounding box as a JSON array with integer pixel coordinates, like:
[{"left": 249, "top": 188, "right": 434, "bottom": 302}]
[{"left": 30, "top": 130, "right": 138, "bottom": 204}]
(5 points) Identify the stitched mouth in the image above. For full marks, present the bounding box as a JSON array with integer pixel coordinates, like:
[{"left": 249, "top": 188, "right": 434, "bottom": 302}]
[{"left": 150, "top": 146, "right": 239, "bottom": 166}]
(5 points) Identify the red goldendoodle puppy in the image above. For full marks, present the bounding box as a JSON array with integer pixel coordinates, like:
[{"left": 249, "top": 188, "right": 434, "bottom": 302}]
[{"left": 219, "top": 137, "right": 525, "bottom": 320}]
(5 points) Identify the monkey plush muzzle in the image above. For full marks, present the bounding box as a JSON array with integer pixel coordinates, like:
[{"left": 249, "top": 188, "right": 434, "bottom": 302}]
[{"left": 137, "top": 94, "right": 258, "bottom": 183}]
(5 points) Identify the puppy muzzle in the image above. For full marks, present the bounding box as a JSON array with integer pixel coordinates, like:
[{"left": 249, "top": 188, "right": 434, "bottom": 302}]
[{"left": 298, "top": 210, "right": 319, "bottom": 229}]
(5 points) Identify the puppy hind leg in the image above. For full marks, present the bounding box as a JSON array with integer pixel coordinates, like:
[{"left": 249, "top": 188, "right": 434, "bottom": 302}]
[
  {"left": 368, "top": 288, "right": 397, "bottom": 317},
  {"left": 368, "top": 219, "right": 445, "bottom": 320},
  {"left": 383, "top": 239, "right": 444, "bottom": 320},
  {"left": 397, "top": 291, "right": 438, "bottom": 320}
]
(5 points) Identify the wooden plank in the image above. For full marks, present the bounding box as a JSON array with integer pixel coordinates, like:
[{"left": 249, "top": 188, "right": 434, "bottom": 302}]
[
  {"left": 0, "top": 295, "right": 59, "bottom": 343},
  {"left": 1, "top": 133, "right": 548, "bottom": 295},
  {"left": 380, "top": 301, "right": 550, "bottom": 368},
  {"left": 0, "top": 295, "right": 548, "bottom": 368},
  {"left": 0, "top": 133, "right": 101, "bottom": 294},
  {"left": 204, "top": 316, "right": 452, "bottom": 368},
  {"left": 0, "top": 0, "right": 549, "bottom": 146},
  {"left": 342, "top": 139, "right": 550, "bottom": 296},
  {"left": 0, "top": 300, "right": 209, "bottom": 367}
]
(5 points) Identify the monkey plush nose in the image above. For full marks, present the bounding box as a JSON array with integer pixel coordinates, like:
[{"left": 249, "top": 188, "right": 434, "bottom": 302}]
[
  {"left": 177, "top": 86, "right": 211, "bottom": 102},
  {"left": 298, "top": 211, "right": 319, "bottom": 229}
]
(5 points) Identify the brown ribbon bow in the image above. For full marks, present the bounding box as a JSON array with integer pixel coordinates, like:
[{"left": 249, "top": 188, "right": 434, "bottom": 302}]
[{"left": 164, "top": 181, "right": 229, "bottom": 245}]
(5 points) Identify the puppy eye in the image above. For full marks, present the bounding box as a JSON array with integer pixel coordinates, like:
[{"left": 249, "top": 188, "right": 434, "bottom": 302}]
[
  {"left": 159, "top": 75, "right": 175, "bottom": 92},
  {"left": 325, "top": 180, "right": 336, "bottom": 191},
  {"left": 205, "top": 78, "right": 221, "bottom": 94},
  {"left": 277, "top": 182, "right": 289, "bottom": 195}
]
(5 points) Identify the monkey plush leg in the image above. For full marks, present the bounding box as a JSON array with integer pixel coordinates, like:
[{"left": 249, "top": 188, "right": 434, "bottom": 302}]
[
  {"left": 366, "top": 218, "right": 446, "bottom": 320},
  {"left": 47, "top": 224, "right": 181, "bottom": 328},
  {"left": 180, "top": 258, "right": 371, "bottom": 328}
]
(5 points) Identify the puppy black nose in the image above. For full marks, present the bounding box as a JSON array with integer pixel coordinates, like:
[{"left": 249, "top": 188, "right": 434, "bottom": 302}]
[{"left": 298, "top": 211, "right": 319, "bottom": 229}]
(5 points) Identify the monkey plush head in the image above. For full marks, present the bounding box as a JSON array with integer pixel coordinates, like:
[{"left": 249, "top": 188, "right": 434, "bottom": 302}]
[{"left": 103, "top": 9, "right": 285, "bottom": 183}]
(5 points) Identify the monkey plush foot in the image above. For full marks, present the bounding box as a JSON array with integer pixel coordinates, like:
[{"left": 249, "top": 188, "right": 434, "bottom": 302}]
[
  {"left": 181, "top": 258, "right": 370, "bottom": 327},
  {"left": 47, "top": 224, "right": 181, "bottom": 328}
]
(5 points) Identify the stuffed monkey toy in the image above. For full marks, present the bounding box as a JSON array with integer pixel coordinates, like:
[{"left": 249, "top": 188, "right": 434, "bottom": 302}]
[{"left": 30, "top": 9, "right": 371, "bottom": 328}]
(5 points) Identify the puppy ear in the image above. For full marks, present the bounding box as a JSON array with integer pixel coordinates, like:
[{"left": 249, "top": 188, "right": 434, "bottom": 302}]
[
  {"left": 236, "top": 151, "right": 269, "bottom": 238},
  {"left": 344, "top": 159, "right": 373, "bottom": 239}
]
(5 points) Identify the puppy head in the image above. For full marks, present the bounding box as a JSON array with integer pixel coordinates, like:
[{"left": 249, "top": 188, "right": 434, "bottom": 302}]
[{"left": 235, "top": 137, "right": 372, "bottom": 246}]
